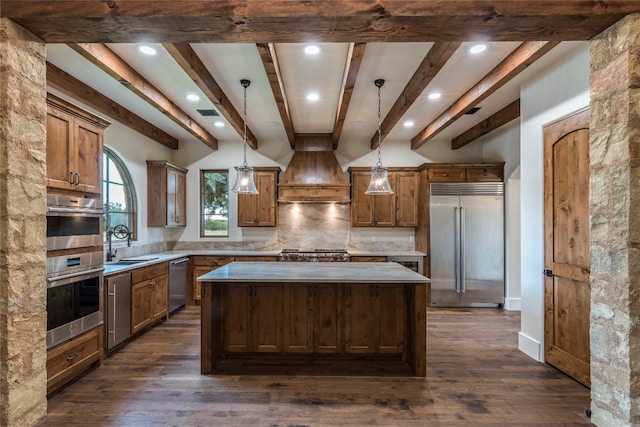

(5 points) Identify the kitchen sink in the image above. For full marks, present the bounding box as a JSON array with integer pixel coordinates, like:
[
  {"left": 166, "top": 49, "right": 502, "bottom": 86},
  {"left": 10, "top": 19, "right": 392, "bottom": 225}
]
[{"left": 112, "top": 256, "right": 159, "bottom": 265}]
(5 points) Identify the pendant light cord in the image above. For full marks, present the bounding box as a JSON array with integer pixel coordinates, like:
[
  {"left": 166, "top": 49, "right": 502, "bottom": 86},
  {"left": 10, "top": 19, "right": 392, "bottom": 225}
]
[
  {"left": 375, "top": 79, "right": 384, "bottom": 167},
  {"left": 241, "top": 79, "right": 250, "bottom": 168}
]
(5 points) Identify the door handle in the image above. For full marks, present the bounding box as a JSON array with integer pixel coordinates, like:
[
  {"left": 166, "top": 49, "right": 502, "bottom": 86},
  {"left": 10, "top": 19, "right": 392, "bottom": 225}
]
[{"left": 544, "top": 269, "right": 554, "bottom": 277}]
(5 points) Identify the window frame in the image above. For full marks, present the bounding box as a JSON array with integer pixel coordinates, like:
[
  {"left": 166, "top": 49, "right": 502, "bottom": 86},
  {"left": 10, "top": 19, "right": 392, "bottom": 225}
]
[
  {"left": 200, "top": 169, "right": 230, "bottom": 238},
  {"left": 103, "top": 146, "right": 137, "bottom": 242}
]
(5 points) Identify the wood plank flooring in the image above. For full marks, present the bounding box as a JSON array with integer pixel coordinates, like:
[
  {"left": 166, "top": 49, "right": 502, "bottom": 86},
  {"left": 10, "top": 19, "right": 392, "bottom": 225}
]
[{"left": 37, "top": 307, "right": 592, "bottom": 426}]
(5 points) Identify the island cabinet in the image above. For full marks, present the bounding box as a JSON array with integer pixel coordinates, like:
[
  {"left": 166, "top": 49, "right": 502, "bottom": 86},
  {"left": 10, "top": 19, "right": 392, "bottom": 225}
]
[
  {"left": 344, "top": 284, "right": 405, "bottom": 354},
  {"left": 131, "top": 262, "right": 169, "bottom": 335},
  {"left": 283, "top": 284, "right": 343, "bottom": 353},
  {"left": 200, "top": 262, "right": 428, "bottom": 376},
  {"left": 237, "top": 167, "right": 280, "bottom": 227},
  {"left": 349, "top": 168, "right": 418, "bottom": 227},
  {"left": 46, "top": 94, "right": 110, "bottom": 194},
  {"left": 222, "top": 284, "right": 283, "bottom": 353},
  {"left": 147, "top": 161, "right": 188, "bottom": 227}
]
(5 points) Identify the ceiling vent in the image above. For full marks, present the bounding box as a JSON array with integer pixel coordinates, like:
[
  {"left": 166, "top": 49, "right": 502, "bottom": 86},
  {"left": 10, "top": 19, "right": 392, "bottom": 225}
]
[
  {"left": 465, "top": 107, "right": 481, "bottom": 115},
  {"left": 197, "top": 109, "right": 220, "bottom": 117}
]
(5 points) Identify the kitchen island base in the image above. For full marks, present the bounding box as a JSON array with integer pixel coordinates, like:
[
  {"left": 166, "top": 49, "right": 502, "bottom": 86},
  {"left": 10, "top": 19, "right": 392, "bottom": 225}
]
[{"left": 199, "top": 262, "right": 428, "bottom": 376}]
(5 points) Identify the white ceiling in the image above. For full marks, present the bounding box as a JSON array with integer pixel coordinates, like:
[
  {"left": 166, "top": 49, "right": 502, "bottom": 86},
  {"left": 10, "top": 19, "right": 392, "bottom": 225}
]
[{"left": 46, "top": 40, "right": 586, "bottom": 163}]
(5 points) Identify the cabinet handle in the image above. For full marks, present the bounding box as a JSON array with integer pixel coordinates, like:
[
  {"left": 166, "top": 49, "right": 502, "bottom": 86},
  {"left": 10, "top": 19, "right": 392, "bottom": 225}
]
[
  {"left": 75, "top": 172, "right": 80, "bottom": 185},
  {"left": 66, "top": 352, "right": 79, "bottom": 362},
  {"left": 69, "top": 171, "right": 74, "bottom": 184}
]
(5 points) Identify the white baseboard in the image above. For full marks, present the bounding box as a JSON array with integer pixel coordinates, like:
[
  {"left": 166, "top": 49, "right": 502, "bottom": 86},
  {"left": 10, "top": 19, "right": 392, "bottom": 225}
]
[
  {"left": 518, "top": 331, "right": 542, "bottom": 362},
  {"left": 503, "top": 297, "right": 521, "bottom": 311}
]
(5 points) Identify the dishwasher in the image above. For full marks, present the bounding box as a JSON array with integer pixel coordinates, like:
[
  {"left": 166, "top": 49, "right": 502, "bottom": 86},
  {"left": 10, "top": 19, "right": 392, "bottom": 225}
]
[
  {"left": 106, "top": 272, "right": 131, "bottom": 351},
  {"left": 169, "top": 258, "right": 189, "bottom": 314}
]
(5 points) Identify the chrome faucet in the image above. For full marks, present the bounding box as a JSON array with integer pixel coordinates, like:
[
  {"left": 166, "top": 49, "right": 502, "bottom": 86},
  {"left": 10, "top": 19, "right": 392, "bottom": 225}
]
[{"left": 106, "top": 224, "right": 131, "bottom": 262}]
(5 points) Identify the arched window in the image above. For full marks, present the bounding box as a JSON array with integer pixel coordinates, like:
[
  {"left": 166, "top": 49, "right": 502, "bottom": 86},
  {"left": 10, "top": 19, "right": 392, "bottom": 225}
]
[{"left": 103, "top": 147, "right": 137, "bottom": 242}]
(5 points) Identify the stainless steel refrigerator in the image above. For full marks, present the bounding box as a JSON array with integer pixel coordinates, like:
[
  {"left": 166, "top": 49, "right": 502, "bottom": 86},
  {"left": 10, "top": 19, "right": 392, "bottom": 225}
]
[{"left": 429, "top": 182, "right": 504, "bottom": 307}]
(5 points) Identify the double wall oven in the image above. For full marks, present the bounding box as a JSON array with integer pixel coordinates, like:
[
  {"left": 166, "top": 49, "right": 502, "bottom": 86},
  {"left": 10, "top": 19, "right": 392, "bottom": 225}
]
[{"left": 46, "top": 194, "right": 104, "bottom": 349}]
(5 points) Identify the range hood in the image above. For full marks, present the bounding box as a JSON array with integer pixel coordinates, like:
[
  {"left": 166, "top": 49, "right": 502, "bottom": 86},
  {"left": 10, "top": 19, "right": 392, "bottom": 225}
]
[{"left": 277, "top": 134, "right": 351, "bottom": 203}]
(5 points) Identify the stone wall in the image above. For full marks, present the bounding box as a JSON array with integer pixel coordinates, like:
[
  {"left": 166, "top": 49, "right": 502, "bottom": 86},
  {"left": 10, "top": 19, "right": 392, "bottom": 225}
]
[
  {"left": 589, "top": 14, "right": 640, "bottom": 427},
  {"left": 0, "top": 18, "right": 48, "bottom": 426}
]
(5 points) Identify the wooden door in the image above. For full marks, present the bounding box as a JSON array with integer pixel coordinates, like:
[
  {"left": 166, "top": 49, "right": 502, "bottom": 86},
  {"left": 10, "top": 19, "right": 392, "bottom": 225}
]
[
  {"left": 283, "top": 284, "right": 313, "bottom": 353},
  {"left": 372, "top": 172, "right": 396, "bottom": 226},
  {"left": 544, "top": 108, "right": 591, "bottom": 387},
  {"left": 46, "top": 106, "right": 74, "bottom": 190},
  {"left": 74, "top": 119, "right": 103, "bottom": 194},
  {"left": 251, "top": 284, "right": 282, "bottom": 352},
  {"left": 314, "top": 284, "right": 342, "bottom": 353},
  {"left": 255, "top": 171, "right": 276, "bottom": 226},
  {"left": 166, "top": 168, "right": 178, "bottom": 226},
  {"left": 131, "top": 281, "right": 153, "bottom": 334},
  {"left": 222, "top": 284, "right": 251, "bottom": 352},
  {"left": 151, "top": 275, "right": 168, "bottom": 321},
  {"left": 351, "top": 171, "right": 375, "bottom": 226},
  {"left": 395, "top": 171, "right": 419, "bottom": 226},
  {"left": 375, "top": 285, "right": 405, "bottom": 354},
  {"left": 344, "top": 284, "right": 375, "bottom": 353}
]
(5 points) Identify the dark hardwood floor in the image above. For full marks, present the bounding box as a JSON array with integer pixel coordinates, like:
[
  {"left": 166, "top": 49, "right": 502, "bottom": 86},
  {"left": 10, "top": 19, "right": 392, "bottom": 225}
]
[{"left": 37, "top": 306, "right": 591, "bottom": 426}]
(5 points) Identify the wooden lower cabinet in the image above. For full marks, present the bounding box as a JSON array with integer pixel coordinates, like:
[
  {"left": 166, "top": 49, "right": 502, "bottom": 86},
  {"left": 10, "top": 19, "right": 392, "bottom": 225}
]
[
  {"left": 283, "top": 284, "right": 342, "bottom": 353},
  {"left": 344, "top": 284, "right": 405, "bottom": 354},
  {"left": 47, "top": 327, "right": 102, "bottom": 395},
  {"left": 222, "top": 283, "right": 282, "bottom": 353},
  {"left": 131, "top": 263, "right": 169, "bottom": 335}
]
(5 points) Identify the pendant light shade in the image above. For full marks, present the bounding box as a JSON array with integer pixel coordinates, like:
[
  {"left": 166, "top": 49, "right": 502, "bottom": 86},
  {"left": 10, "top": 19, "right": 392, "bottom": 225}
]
[
  {"left": 365, "top": 78, "right": 393, "bottom": 195},
  {"left": 231, "top": 79, "right": 259, "bottom": 194}
]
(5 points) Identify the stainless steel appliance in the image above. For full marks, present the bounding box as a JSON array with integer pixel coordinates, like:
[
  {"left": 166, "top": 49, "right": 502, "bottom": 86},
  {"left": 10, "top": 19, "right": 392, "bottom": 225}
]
[
  {"left": 279, "top": 248, "right": 350, "bottom": 262},
  {"left": 46, "top": 250, "right": 104, "bottom": 348},
  {"left": 106, "top": 272, "right": 131, "bottom": 351},
  {"left": 46, "top": 193, "right": 103, "bottom": 251},
  {"left": 169, "top": 258, "right": 188, "bottom": 313},
  {"left": 429, "top": 182, "right": 504, "bottom": 307},
  {"left": 388, "top": 255, "right": 424, "bottom": 274}
]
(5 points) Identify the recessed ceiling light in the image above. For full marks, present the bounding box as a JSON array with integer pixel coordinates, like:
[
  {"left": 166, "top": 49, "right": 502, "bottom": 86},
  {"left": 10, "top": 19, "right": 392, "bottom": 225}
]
[
  {"left": 214, "top": 121, "right": 225, "bottom": 128},
  {"left": 186, "top": 93, "right": 200, "bottom": 102},
  {"left": 428, "top": 92, "right": 442, "bottom": 100},
  {"left": 137, "top": 44, "right": 157, "bottom": 56},
  {"left": 304, "top": 44, "right": 321, "bottom": 55},
  {"left": 469, "top": 44, "right": 487, "bottom": 54},
  {"left": 306, "top": 92, "right": 320, "bottom": 101},
  {"left": 404, "top": 121, "right": 414, "bottom": 127}
]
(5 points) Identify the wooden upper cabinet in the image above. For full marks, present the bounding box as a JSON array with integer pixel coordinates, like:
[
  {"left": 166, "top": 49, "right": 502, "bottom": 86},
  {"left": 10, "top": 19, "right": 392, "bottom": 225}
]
[
  {"left": 349, "top": 168, "right": 418, "bottom": 227},
  {"left": 425, "top": 163, "right": 504, "bottom": 183},
  {"left": 46, "top": 94, "right": 110, "bottom": 194},
  {"left": 237, "top": 167, "right": 279, "bottom": 227},
  {"left": 147, "top": 161, "right": 188, "bottom": 227}
]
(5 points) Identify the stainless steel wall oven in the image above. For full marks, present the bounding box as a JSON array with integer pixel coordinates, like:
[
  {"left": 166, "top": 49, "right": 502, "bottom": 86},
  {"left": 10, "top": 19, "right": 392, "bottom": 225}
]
[
  {"left": 46, "top": 193, "right": 103, "bottom": 251},
  {"left": 46, "top": 251, "right": 104, "bottom": 348}
]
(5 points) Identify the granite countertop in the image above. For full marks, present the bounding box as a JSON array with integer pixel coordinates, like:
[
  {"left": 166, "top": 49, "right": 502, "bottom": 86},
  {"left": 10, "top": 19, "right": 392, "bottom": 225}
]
[
  {"left": 198, "top": 261, "right": 429, "bottom": 284},
  {"left": 103, "top": 249, "right": 426, "bottom": 276}
]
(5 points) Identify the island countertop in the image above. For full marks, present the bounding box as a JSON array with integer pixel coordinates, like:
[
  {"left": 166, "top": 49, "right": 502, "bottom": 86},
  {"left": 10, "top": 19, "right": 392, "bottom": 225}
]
[{"left": 197, "top": 261, "right": 430, "bottom": 284}]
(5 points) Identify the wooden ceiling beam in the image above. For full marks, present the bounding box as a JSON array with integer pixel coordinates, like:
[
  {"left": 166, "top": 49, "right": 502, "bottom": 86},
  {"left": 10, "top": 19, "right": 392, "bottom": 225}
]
[
  {"left": 47, "top": 62, "right": 179, "bottom": 149},
  {"left": 257, "top": 43, "right": 296, "bottom": 149},
  {"left": 451, "top": 98, "right": 520, "bottom": 149},
  {"left": 163, "top": 43, "right": 257, "bottom": 150},
  {"left": 68, "top": 43, "right": 218, "bottom": 150},
  {"left": 5, "top": 1, "right": 639, "bottom": 43},
  {"left": 411, "top": 41, "right": 559, "bottom": 149},
  {"left": 333, "top": 42, "right": 366, "bottom": 149},
  {"left": 371, "top": 41, "right": 461, "bottom": 149}
]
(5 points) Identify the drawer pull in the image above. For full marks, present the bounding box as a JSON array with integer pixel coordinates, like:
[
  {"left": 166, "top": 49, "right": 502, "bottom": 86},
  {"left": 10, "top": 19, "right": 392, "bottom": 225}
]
[{"left": 66, "top": 352, "right": 79, "bottom": 362}]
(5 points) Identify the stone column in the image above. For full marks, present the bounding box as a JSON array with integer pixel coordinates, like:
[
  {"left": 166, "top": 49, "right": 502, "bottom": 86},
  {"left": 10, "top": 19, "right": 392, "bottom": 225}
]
[
  {"left": 589, "top": 14, "right": 640, "bottom": 427},
  {"left": 0, "top": 18, "right": 48, "bottom": 426}
]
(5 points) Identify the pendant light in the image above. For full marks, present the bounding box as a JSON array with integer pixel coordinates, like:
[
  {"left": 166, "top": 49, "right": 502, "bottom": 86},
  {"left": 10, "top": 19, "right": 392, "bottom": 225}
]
[
  {"left": 365, "top": 78, "right": 393, "bottom": 195},
  {"left": 231, "top": 79, "right": 259, "bottom": 194}
]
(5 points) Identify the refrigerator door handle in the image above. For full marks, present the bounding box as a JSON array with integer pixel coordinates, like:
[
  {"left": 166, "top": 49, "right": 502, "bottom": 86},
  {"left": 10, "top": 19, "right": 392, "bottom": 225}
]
[
  {"left": 454, "top": 207, "right": 461, "bottom": 293},
  {"left": 460, "top": 207, "right": 466, "bottom": 293}
]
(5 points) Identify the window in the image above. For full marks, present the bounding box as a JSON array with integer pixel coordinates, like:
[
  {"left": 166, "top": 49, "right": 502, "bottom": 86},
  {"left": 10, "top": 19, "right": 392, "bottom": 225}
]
[
  {"left": 103, "top": 147, "right": 136, "bottom": 241},
  {"left": 201, "top": 170, "right": 229, "bottom": 237}
]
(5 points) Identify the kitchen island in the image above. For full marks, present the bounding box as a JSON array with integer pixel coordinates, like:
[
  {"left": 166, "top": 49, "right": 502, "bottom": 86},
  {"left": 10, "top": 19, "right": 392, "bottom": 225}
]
[{"left": 198, "top": 261, "right": 429, "bottom": 376}]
